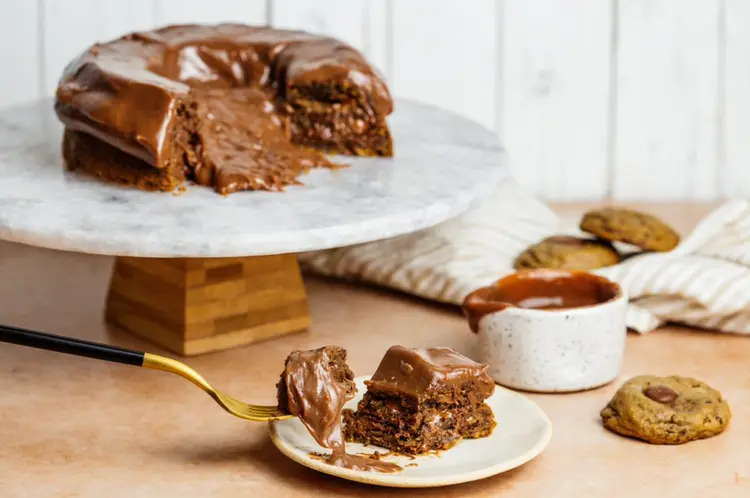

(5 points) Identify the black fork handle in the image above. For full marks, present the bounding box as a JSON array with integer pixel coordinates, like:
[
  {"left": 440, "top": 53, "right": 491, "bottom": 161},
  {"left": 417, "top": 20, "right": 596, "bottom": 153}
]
[{"left": 0, "top": 324, "right": 145, "bottom": 366}]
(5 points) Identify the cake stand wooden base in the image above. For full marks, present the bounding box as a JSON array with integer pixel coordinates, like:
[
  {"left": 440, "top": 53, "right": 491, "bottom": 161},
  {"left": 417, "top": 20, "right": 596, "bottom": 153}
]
[{"left": 105, "top": 254, "right": 311, "bottom": 356}]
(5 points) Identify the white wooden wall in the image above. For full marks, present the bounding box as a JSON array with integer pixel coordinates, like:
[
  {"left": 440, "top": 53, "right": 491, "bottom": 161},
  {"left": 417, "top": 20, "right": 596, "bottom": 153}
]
[{"left": 0, "top": 0, "right": 746, "bottom": 201}]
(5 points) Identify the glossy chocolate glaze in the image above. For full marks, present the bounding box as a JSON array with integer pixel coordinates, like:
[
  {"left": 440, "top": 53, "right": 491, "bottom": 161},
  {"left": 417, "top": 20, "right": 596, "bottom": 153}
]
[
  {"left": 54, "top": 24, "right": 393, "bottom": 177},
  {"left": 280, "top": 347, "right": 401, "bottom": 473},
  {"left": 366, "top": 346, "right": 495, "bottom": 401},
  {"left": 462, "top": 270, "right": 622, "bottom": 333}
]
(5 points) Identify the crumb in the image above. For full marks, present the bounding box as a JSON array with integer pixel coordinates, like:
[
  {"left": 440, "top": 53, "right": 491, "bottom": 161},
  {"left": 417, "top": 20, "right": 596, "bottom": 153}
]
[{"left": 358, "top": 450, "right": 393, "bottom": 461}]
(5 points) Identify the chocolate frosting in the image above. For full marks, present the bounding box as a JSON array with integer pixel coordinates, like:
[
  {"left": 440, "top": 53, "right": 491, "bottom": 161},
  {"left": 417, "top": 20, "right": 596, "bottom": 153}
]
[
  {"left": 54, "top": 24, "right": 393, "bottom": 170},
  {"left": 367, "top": 346, "right": 495, "bottom": 401},
  {"left": 280, "top": 347, "right": 401, "bottom": 473}
]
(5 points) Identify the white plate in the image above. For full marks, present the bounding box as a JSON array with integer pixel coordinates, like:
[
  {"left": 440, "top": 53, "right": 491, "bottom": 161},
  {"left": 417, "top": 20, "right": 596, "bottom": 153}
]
[{"left": 268, "top": 377, "right": 552, "bottom": 488}]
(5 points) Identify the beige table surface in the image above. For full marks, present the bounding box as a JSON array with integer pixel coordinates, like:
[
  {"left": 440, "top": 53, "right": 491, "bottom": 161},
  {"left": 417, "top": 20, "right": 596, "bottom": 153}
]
[{"left": 1, "top": 202, "right": 748, "bottom": 497}]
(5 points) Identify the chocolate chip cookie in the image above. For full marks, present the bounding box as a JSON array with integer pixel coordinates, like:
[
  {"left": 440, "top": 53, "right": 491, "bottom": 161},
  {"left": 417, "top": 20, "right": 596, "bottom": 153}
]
[
  {"left": 513, "top": 235, "right": 621, "bottom": 271},
  {"left": 600, "top": 375, "right": 731, "bottom": 444},
  {"left": 580, "top": 208, "right": 680, "bottom": 252}
]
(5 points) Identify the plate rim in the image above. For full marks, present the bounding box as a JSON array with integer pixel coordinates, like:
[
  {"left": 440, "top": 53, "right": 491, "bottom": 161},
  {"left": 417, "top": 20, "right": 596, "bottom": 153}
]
[{"left": 268, "top": 376, "right": 553, "bottom": 488}]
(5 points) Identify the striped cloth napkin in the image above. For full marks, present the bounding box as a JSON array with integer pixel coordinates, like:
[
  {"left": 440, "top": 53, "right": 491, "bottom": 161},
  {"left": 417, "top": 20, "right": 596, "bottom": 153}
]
[{"left": 299, "top": 182, "right": 750, "bottom": 335}]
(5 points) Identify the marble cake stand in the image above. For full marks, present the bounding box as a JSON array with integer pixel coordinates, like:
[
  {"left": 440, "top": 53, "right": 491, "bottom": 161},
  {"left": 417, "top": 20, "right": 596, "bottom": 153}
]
[{"left": 0, "top": 99, "right": 508, "bottom": 356}]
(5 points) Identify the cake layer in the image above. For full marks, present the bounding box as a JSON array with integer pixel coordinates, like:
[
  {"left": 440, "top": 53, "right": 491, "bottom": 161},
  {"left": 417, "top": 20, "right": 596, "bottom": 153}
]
[
  {"left": 288, "top": 109, "right": 392, "bottom": 157},
  {"left": 343, "top": 401, "right": 496, "bottom": 455},
  {"left": 62, "top": 130, "right": 184, "bottom": 192}
]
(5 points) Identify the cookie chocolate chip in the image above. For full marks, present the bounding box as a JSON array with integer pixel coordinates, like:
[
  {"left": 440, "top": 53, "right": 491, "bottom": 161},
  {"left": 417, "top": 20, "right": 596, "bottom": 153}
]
[
  {"left": 580, "top": 208, "right": 680, "bottom": 252},
  {"left": 513, "top": 235, "right": 621, "bottom": 271},
  {"left": 601, "top": 375, "right": 731, "bottom": 444}
]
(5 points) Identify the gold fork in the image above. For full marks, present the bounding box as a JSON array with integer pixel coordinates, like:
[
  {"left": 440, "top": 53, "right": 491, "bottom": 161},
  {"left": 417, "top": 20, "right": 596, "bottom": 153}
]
[{"left": 0, "top": 324, "right": 293, "bottom": 422}]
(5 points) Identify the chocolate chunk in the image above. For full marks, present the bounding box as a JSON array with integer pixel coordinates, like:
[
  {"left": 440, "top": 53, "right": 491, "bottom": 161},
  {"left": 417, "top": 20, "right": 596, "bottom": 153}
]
[
  {"left": 643, "top": 385, "right": 678, "bottom": 404},
  {"left": 399, "top": 360, "right": 414, "bottom": 375}
]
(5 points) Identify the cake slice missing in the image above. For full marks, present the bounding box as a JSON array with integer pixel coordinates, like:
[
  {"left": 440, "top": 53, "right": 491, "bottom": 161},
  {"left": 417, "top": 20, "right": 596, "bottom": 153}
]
[
  {"left": 343, "top": 346, "right": 497, "bottom": 455},
  {"left": 187, "top": 88, "right": 340, "bottom": 194},
  {"left": 63, "top": 88, "right": 340, "bottom": 195}
]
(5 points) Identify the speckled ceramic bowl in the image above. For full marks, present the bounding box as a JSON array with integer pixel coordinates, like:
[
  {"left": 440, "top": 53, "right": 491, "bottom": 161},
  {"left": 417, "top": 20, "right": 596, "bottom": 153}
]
[{"left": 465, "top": 270, "right": 627, "bottom": 393}]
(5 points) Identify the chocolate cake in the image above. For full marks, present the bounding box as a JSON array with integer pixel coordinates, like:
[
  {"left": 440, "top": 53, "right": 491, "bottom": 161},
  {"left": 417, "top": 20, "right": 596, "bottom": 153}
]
[
  {"left": 55, "top": 24, "right": 393, "bottom": 195},
  {"left": 276, "top": 346, "right": 401, "bottom": 473},
  {"left": 343, "top": 346, "right": 496, "bottom": 455}
]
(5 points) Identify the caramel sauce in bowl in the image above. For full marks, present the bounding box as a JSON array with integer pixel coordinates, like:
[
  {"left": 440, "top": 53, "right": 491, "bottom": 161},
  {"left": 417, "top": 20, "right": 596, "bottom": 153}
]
[{"left": 462, "top": 270, "right": 627, "bottom": 393}]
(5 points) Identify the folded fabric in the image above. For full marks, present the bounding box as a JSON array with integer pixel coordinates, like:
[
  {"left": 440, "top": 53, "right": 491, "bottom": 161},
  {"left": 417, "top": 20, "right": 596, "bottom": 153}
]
[{"left": 299, "top": 182, "right": 750, "bottom": 335}]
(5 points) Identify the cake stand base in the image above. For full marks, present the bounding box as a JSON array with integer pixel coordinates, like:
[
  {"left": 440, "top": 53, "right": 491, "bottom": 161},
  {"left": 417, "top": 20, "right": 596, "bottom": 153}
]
[{"left": 105, "top": 255, "right": 311, "bottom": 356}]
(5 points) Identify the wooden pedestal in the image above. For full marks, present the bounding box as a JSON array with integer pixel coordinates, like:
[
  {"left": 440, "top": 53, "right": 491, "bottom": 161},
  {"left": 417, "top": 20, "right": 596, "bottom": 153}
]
[{"left": 105, "top": 254, "right": 311, "bottom": 356}]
